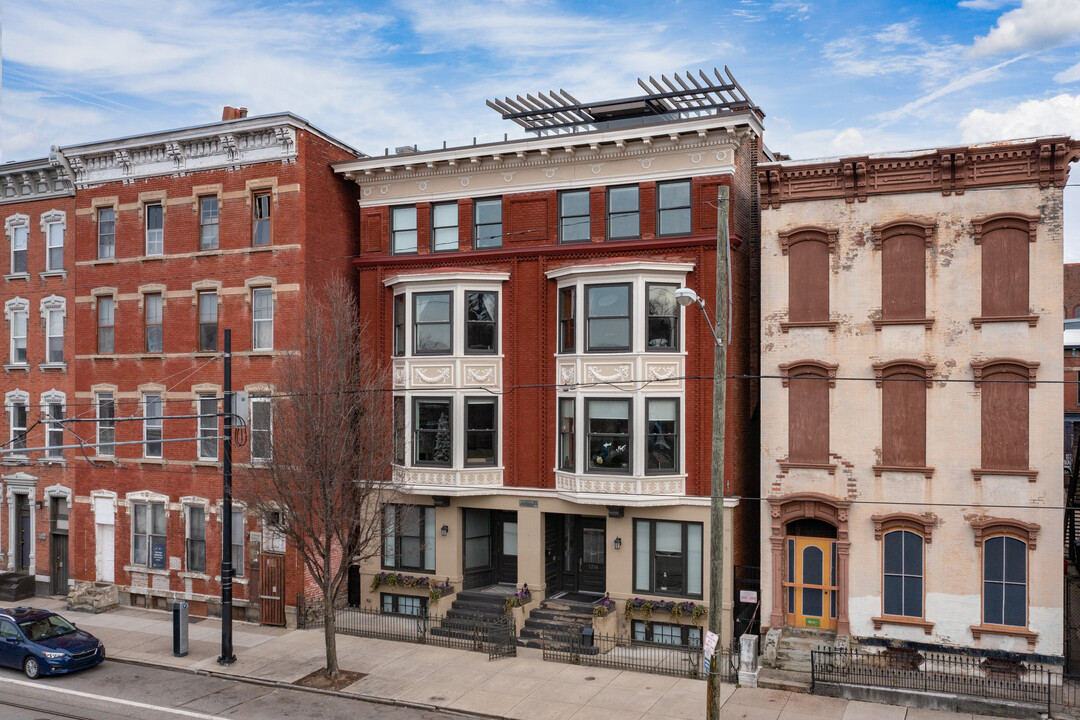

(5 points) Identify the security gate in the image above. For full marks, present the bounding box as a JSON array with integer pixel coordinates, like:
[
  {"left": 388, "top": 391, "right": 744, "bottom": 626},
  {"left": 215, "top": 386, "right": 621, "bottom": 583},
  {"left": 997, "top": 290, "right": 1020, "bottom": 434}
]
[{"left": 259, "top": 553, "right": 286, "bottom": 626}]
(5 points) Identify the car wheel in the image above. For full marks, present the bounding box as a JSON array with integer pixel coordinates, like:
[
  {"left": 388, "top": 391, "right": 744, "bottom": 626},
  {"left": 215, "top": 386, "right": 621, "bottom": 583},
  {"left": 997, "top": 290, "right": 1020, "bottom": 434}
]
[{"left": 23, "top": 656, "right": 40, "bottom": 680}]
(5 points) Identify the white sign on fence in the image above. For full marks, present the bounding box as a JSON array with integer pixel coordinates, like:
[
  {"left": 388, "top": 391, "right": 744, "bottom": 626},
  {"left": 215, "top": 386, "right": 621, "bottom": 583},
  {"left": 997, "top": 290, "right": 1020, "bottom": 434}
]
[
  {"left": 703, "top": 630, "right": 720, "bottom": 673},
  {"left": 739, "top": 589, "right": 758, "bottom": 603}
]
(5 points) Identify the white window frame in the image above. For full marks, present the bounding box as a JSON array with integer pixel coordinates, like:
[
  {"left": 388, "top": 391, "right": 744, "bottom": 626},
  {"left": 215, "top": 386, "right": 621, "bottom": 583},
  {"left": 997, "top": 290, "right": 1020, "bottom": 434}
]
[
  {"left": 97, "top": 297, "right": 115, "bottom": 354},
  {"left": 131, "top": 500, "right": 167, "bottom": 569},
  {"left": 97, "top": 207, "right": 116, "bottom": 260},
  {"left": 40, "top": 390, "right": 66, "bottom": 459},
  {"left": 249, "top": 396, "right": 272, "bottom": 463},
  {"left": 198, "top": 394, "right": 218, "bottom": 460},
  {"left": 96, "top": 392, "right": 115, "bottom": 457},
  {"left": 185, "top": 504, "right": 206, "bottom": 574},
  {"left": 252, "top": 288, "right": 273, "bottom": 351},
  {"left": 143, "top": 394, "right": 163, "bottom": 459},
  {"left": 5, "top": 298, "right": 28, "bottom": 366},
  {"left": 6, "top": 390, "right": 29, "bottom": 458},
  {"left": 40, "top": 295, "right": 66, "bottom": 366},
  {"left": 5, "top": 214, "right": 29, "bottom": 277},
  {"left": 199, "top": 196, "right": 219, "bottom": 251},
  {"left": 145, "top": 203, "right": 164, "bottom": 256},
  {"left": 41, "top": 210, "right": 66, "bottom": 273}
]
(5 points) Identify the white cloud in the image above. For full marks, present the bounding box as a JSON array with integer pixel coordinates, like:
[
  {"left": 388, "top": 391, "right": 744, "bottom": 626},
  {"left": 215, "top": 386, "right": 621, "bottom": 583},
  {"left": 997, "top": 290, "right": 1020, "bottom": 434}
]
[
  {"left": 1056, "top": 60, "right": 1080, "bottom": 83},
  {"left": 823, "top": 22, "right": 962, "bottom": 78},
  {"left": 877, "top": 53, "right": 1029, "bottom": 123},
  {"left": 958, "top": 0, "right": 1020, "bottom": 9},
  {"left": 958, "top": 93, "right": 1080, "bottom": 141},
  {"left": 968, "top": 0, "right": 1080, "bottom": 57}
]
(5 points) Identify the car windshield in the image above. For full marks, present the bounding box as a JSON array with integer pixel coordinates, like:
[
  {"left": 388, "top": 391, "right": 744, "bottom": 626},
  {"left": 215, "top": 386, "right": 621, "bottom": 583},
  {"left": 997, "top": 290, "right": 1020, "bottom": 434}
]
[{"left": 18, "top": 614, "right": 76, "bottom": 642}]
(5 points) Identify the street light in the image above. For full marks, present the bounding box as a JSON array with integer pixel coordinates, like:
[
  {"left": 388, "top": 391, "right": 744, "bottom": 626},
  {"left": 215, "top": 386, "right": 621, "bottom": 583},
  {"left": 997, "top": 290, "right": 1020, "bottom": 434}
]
[{"left": 675, "top": 288, "right": 723, "bottom": 347}]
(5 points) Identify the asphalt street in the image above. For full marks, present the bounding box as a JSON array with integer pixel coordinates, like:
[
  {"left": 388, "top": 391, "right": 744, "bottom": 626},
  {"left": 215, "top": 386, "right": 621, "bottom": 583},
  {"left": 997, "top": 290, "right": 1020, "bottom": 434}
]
[{"left": 0, "top": 659, "right": 463, "bottom": 719}]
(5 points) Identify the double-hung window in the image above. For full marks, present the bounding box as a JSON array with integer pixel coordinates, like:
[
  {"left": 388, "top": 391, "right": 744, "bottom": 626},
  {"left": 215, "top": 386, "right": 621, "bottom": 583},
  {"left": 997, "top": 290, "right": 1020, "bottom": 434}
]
[
  {"left": 198, "top": 292, "right": 217, "bottom": 352},
  {"left": 586, "top": 284, "right": 631, "bottom": 352},
  {"left": 646, "top": 399, "right": 678, "bottom": 473},
  {"left": 46, "top": 220, "right": 64, "bottom": 271},
  {"left": 145, "top": 204, "right": 164, "bottom": 256},
  {"left": 646, "top": 283, "right": 679, "bottom": 351},
  {"left": 393, "top": 397, "right": 405, "bottom": 465},
  {"left": 231, "top": 510, "right": 244, "bottom": 577},
  {"left": 634, "top": 519, "right": 703, "bottom": 597},
  {"left": 431, "top": 203, "right": 458, "bottom": 252},
  {"left": 198, "top": 394, "right": 218, "bottom": 460},
  {"left": 11, "top": 225, "right": 27, "bottom": 274},
  {"left": 382, "top": 504, "right": 435, "bottom": 572},
  {"left": 200, "top": 197, "right": 219, "bottom": 250},
  {"left": 473, "top": 198, "right": 502, "bottom": 249},
  {"left": 97, "top": 298, "right": 115, "bottom": 354},
  {"left": 465, "top": 398, "right": 497, "bottom": 466},
  {"left": 413, "top": 398, "right": 451, "bottom": 466},
  {"left": 9, "top": 398, "right": 27, "bottom": 455},
  {"left": 252, "top": 193, "right": 271, "bottom": 246},
  {"left": 252, "top": 288, "right": 273, "bottom": 350},
  {"left": 393, "top": 294, "right": 406, "bottom": 356},
  {"left": 144, "top": 394, "right": 163, "bottom": 458},
  {"left": 249, "top": 396, "right": 271, "bottom": 463},
  {"left": 45, "top": 401, "right": 64, "bottom": 457},
  {"left": 586, "top": 399, "right": 631, "bottom": 473},
  {"left": 46, "top": 310, "right": 63, "bottom": 363},
  {"left": 559, "top": 190, "right": 591, "bottom": 243},
  {"left": 657, "top": 180, "right": 691, "bottom": 237},
  {"left": 558, "top": 287, "right": 576, "bottom": 353},
  {"left": 133, "top": 502, "right": 166, "bottom": 569},
  {"left": 984, "top": 535, "right": 1026, "bottom": 627},
  {"left": 883, "top": 530, "right": 923, "bottom": 619},
  {"left": 558, "top": 398, "right": 575, "bottom": 471},
  {"left": 413, "top": 292, "right": 452, "bottom": 355},
  {"left": 97, "top": 208, "right": 115, "bottom": 260},
  {"left": 607, "top": 185, "right": 639, "bottom": 240},
  {"left": 465, "top": 291, "right": 496, "bottom": 353},
  {"left": 96, "top": 393, "right": 115, "bottom": 457},
  {"left": 391, "top": 206, "right": 417, "bottom": 255},
  {"left": 145, "top": 293, "right": 163, "bottom": 352},
  {"left": 186, "top": 506, "right": 206, "bottom": 573},
  {"left": 10, "top": 308, "right": 26, "bottom": 365}
]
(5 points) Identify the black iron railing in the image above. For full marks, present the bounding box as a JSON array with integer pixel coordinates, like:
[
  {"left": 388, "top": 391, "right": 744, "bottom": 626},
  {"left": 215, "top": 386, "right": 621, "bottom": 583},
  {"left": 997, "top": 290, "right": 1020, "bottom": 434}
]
[
  {"left": 541, "top": 630, "right": 725, "bottom": 680},
  {"left": 812, "top": 647, "right": 1056, "bottom": 714}
]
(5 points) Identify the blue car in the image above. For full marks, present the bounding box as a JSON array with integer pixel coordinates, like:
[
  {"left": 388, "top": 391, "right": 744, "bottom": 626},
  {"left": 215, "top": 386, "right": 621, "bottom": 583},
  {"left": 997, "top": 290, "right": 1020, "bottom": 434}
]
[{"left": 0, "top": 607, "right": 104, "bottom": 679}]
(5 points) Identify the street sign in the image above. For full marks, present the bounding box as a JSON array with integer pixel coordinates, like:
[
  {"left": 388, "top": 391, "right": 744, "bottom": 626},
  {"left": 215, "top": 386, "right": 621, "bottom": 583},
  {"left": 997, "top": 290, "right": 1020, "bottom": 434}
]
[
  {"left": 703, "top": 630, "right": 719, "bottom": 674},
  {"left": 739, "top": 589, "right": 758, "bottom": 603}
]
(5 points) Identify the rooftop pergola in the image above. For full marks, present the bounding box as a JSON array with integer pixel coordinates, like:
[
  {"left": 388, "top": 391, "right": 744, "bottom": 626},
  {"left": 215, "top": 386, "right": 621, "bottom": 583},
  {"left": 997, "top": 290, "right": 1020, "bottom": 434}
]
[{"left": 486, "top": 68, "right": 762, "bottom": 136}]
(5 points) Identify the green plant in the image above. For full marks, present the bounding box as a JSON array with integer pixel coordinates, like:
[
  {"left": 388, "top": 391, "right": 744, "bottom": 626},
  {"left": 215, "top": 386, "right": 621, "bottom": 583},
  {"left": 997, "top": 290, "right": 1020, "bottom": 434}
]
[
  {"left": 386, "top": 573, "right": 398, "bottom": 587},
  {"left": 669, "top": 603, "right": 683, "bottom": 621},
  {"left": 369, "top": 575, "right": 381, "bottom": 593},
  {"left": 593, "top": 605, "right": 609, "bottom": 618},
  {"left": 429, "top": 587, "right": 443, "bottom": 604},
  {"left": 640, "top": 600, "right": 653, "bottom": 627},
  {"left": 691, "top": 604, "right": 708, "bottom": 624},
  {"left": 623, "top": 600, "right": 634, "bottom": 625}
]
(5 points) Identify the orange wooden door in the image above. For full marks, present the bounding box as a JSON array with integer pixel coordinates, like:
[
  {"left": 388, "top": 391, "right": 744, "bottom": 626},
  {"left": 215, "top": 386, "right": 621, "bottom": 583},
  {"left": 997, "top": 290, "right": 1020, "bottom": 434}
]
[{"left": 784, "top": 537, "right": 837, "bottom": 630}]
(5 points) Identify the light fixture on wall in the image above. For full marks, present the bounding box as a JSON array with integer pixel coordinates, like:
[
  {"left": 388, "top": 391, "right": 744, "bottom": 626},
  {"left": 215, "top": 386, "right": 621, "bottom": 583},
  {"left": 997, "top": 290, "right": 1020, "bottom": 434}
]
[
  {"left": 613, "top": 537, "right": 622, "bottom": 550},
  {"left": 441, "top": 525, "right": 449, "bottom": 537}
]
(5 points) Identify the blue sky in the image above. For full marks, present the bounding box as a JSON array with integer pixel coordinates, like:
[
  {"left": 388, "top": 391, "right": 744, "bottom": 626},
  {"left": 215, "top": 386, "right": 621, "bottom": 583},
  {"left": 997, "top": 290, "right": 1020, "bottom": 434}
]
[{"left": 4, "top": 0, "right": 1080, "bottom": 256}]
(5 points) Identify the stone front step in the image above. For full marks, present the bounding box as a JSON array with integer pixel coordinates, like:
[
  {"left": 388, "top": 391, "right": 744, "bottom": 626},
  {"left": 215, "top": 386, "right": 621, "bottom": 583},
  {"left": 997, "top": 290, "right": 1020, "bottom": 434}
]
[{"left": 516, "top": 597, "right": 596, "bottom": 647}]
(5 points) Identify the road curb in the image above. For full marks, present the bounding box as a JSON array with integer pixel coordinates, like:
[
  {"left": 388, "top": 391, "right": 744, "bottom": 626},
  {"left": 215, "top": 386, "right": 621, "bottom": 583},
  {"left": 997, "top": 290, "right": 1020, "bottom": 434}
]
[{"left": 105, "top": 656, "right": 508, "bottom": 719}]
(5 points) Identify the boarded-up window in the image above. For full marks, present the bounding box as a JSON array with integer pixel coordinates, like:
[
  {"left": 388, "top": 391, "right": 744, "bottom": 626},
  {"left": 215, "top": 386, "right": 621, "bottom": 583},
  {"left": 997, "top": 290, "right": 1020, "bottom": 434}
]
[
  {"left": 976, "top": 361, "right": 1035, "bottom": 471},
  {"left": 976, "top": 215, "right": 1036, "bottom": 319},
  {"left": 882, "top": 234, "right": 926, "bottom": 320},
  {"left": 788, "top": 239, "right": 830, "bottom": 323},
  {"left": 878, "top": 362, "right": 931, "bottom": 468},
  {"left": 784, "top": 362, "right": 832, "bottom": 463}
]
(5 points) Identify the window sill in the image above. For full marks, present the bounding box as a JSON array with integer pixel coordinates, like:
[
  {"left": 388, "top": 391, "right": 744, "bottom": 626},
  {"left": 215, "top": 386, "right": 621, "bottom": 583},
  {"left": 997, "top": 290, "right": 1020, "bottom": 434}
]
[
  {"left": 93, "top": 457, "right": 120, "bottom": 465},
  {"left": 779, "top": 320, "right": 838, "bottom": 333},
  {"left": 140, "top": 255, "right": 166, "bottom": 263},
  {"left": 873, "top": 465, "right": 934, "bottom": 479},
  {"left": 972, "top": 468, "right": 1038, "bottom": 482},
  {"left": 38, "top": 458, "right": 65, "bottom": 466},
  {"left": 249, "top": 244, "right": 277, "bottom": 253},
  {"left": 37, "top": 362, "right": 67, "bottom": 372},
  {"left": 124, "top": 566, "right": 170, "bottom": 577},
  {"left": 191, "top": 249, "right": 223, "bottom": 258},
  {"left": 89, "top": 258, "right": 118, "bottom": 266},
  {"left": 872, "top": 318, "right": 935, "bottom": 330},
  {"left": 779, "top": 461, "right": 837, "bottom": 474},
  {"left": 872, "top": 615, "right": 934, "bottom": 634},
  {"left": 133, "top": 458, "right": 167, "bottom": 465},
  {"left": 178, "top": 572, "right": 211, "bottom": 582},
  {"left": 193, "top": 460, "right": 221, "bottom": 468},
  {"left": 138, "top": 353, "right": 167, "bottom": 360},
  {"left": 970, "top": 624, "right": 1038, "bottom": 650},
  {"left": 2, "top": 457, "right": 29, "bottom": 465},
  {"left": 3, "top": 273, "right": 29, "bottom": 282},
  {"left": 248, "top": 349, "right": 275, "bottom": 356},
  {"left": 38, "top": 270, "right": 67, "bottom": 280},
  {"left": 193, "top": 352, "right": 219, "bottom": 358},
  {"left": 971, "top": 315, "right": 1039, "bottom": 328},
  {"left": 3, "top": 363, "right": 29, "bottom": 373},
  {"left": 83, "top": 355, "right": 120, "bottom": 361}
]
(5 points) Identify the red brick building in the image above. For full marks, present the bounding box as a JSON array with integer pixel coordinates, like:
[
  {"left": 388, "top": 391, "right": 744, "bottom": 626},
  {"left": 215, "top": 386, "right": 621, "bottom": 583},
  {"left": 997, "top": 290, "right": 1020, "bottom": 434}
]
[
  {"left": 334, "top": 74, "right": 764, "bottom": 645},
  {"left": 1, "top": 110, "right": 360, "bottom": 625}
]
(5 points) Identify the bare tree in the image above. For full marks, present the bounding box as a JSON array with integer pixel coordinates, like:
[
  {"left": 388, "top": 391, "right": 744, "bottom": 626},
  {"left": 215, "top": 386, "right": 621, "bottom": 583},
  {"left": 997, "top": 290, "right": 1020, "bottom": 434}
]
[{"left": 240, "top": 276, "right": 395, "bottom": 679}]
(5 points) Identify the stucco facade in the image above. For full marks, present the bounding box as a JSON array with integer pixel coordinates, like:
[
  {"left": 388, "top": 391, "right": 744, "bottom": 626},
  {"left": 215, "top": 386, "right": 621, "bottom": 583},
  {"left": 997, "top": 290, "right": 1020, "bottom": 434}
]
[{"left": 759, "top": 138, "right": 1076, "bottom": 657}]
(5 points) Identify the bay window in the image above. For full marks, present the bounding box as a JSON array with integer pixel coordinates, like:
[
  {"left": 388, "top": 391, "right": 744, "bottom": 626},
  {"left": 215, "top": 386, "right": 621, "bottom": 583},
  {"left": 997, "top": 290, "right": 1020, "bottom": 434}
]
[
  {"left": 413, "top": 398, "right": 451, "bottom": 466},
  {"left": 465, "top": 398, "right": 497, "bottom": 466},
  {"left": 413, "top": 292, "right": 452, "bottom": 355},
  {"left": 586, "top": 399, "right": 631, "bottom": 473},
  {"left": 586, "top": 283, "right": 630, "bottom": 352},
  {"left": 646, "top": 398, "right": 678, "bottom": 473},
  {"left": 465, "top": 291, "right": 496, "bottom": 354}
]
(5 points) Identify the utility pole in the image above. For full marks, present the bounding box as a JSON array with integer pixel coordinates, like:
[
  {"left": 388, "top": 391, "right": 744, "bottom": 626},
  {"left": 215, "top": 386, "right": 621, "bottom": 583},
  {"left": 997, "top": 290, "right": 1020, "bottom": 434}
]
[
  {"left": 218, "top": 329, "right": 236, "bottom": 665},
  {"left": 706, "top": 186, "right": 729, "bottom": 720}
]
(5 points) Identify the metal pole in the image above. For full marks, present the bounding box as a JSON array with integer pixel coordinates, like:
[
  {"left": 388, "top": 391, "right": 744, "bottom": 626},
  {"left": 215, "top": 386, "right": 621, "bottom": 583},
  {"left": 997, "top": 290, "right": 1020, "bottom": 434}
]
[
  {"left": 706, "top": 186, "right": 729, "bottom": 720},
  {"left": 218, "top": 329, "right": 236, "bottom": 665}
]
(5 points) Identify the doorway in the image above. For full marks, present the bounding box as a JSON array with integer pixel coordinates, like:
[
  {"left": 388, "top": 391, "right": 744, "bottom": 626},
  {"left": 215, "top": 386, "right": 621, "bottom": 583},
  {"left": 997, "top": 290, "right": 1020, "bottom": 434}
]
[
  {"left": 14, "top": 495, "right": 31, "bottom": 573},
  {"left": 259, "top": 553, "right": 286, "bottom": 626},
  {"left": 784, "top": 519, "right": 837, "bottom": 630},
  {"left": 50, "top": 497, "right": 68, "bottom": 595},
  {"left": 544, "top": 514, "right": 606, "bottom": 597},
  {"left": 462, "top": 508, "right": 517, "bottom": 590},
  {"left": 94, "top": 497, "right": 115, "bottom": 583}
]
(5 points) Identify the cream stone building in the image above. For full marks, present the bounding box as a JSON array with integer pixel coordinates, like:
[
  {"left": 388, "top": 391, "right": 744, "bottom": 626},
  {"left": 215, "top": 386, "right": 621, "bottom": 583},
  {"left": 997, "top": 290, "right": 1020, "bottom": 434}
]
[{"left": 758, "top": 138, "right": 1077, "bottom": 659}]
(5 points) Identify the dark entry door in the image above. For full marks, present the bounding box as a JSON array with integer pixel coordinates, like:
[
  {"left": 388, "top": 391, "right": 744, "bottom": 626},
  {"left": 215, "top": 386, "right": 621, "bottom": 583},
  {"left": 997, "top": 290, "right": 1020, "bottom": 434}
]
[
  {"left": 463, "top": 509, "right": 517, "bottom": 589},
  {"left": 50, "top": 497, "right": 69, "bottom": 595},
  {"left": 259, "top": 553, "right": 286, "bottom": 626},
  {"left": 545, "top": 514, "right": 564, "bottom": 593},
  {"left": 556, "top": 515, "right": 606, "bottom": 595},
  {"left": 493, "top": 511, "right": 517, "bottom": 584},
  {"left": 15, "top": 496, "right": 30, "bottom": 572},
  {"left": 347, "top": 565, "right": 362, "bottom": 607}
]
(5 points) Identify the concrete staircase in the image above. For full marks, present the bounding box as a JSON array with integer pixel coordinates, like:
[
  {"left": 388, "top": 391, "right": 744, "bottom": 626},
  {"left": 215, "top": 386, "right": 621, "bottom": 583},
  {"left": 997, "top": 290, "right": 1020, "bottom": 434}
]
[
  {"left": 772, "top": 627, "right": 836, "bottom": 673},
  {"left": 518, "top": 596, "right": 595, "bottom": 649},
  {"left": 428, "top": 588, "right": 513, "bottom": 641},
  {"left": 0, "top": 572, "right": 34, "bottom": 602}
]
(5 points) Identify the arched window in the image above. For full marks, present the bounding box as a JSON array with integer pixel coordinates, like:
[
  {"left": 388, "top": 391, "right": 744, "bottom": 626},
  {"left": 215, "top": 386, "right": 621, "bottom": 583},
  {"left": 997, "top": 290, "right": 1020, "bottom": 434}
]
[
  {"left": 780, "top": 227, "right": 837, "bottom": 331},
  {"left": 982, "top": 535, "right": 1026, "bottom": 628},
  {"left": 971, "top": 359, "right": 1039, "bottom": 477},
  {"left": 779, "top": 360, "right": 837, "bottom": 468},
  {"left": 872, "top": 360, "right": 934, "bottom": 474},
  {"left": 872, "top": 219, "right": 934, "bottom": 328},
  {"left": 972, "top": 214, "right": 1038, "bottom": 326},
  {"left": 883, "top": 529, "right": 924, "bottom": 619}
]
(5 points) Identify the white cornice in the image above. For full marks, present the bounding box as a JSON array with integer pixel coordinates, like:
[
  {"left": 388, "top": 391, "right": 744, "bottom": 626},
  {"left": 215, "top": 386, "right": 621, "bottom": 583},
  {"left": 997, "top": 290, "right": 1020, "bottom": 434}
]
[
  {"left": 545, "top": 261, "right": 696, "bottom": 280},
  {"left": 0, "top": 160, "right": 74, "bottom": 205},
  {"left": 383, "top": 270, "right": 511, "bottom": 287}
]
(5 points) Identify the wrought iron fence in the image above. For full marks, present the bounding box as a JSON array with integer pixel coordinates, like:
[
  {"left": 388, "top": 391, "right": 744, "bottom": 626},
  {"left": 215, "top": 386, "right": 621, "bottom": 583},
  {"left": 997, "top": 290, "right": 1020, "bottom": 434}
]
[
  {"left": 811, "top": 647, "right": 1056, "bottom": 715},
  {"left": 541, "top": 630, "right": 729, "bottom": 681},
  {"left": 296, "top": 595, "right": 516, "bottom": 660}
]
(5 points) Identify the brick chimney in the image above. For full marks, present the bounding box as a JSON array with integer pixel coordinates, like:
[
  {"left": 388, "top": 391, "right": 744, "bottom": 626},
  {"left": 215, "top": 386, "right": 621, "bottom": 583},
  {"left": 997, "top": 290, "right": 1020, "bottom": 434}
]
[{"left": 221, "top": 106, "right": 249, "bottom": 121}]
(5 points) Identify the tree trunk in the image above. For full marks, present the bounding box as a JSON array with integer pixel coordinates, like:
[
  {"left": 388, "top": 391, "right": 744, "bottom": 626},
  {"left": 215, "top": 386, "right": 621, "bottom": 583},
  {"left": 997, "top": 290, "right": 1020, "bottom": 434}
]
[{"left": 323, "top": 588, "right": 338, "bottom": 678}]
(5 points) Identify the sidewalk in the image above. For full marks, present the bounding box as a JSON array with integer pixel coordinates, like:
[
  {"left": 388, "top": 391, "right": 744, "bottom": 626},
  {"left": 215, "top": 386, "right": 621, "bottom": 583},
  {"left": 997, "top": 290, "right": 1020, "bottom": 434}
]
[{"left": 36, "top": 598, "right": 1016, "bottom": 720}]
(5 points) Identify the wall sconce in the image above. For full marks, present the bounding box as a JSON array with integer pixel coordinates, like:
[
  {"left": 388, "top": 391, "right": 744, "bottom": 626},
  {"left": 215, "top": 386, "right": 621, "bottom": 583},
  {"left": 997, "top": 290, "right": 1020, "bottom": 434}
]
[
  {"left": 613, "top": 537, "right": 622, "bottom": 550},
  {"left": 441, "top": 525, "right": 449, "bottom": 537}
]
